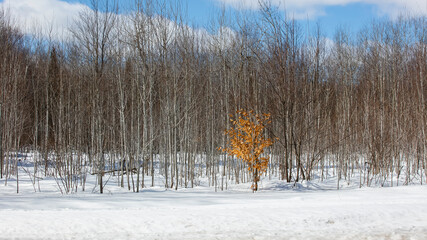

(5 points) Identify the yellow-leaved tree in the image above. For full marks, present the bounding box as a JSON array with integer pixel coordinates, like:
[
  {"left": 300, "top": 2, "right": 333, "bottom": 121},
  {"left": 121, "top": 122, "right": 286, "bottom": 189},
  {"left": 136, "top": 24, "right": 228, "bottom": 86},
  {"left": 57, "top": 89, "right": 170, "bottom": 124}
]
[{"left": 220, "top": 110, "right": 274, "bottom": 192}]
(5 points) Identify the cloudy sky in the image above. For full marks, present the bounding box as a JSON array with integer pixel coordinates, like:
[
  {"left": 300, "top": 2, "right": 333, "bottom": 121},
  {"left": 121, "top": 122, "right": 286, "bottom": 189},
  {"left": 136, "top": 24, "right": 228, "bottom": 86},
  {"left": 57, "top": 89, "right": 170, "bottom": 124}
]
[{"left": 1, "top": 0, "right": 426, "bottom": 39}]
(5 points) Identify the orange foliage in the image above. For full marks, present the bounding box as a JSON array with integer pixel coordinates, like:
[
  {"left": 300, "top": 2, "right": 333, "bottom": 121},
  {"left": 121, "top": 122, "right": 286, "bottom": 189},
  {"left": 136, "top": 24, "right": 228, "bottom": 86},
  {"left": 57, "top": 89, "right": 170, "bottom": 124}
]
[{"left": 220, "top": 110, "right": 274, "bottom": 191}]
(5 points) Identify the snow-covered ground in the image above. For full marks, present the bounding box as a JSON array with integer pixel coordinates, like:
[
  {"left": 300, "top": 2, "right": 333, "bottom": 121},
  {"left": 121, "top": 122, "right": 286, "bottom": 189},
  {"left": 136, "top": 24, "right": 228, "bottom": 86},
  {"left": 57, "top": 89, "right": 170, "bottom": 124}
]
[{"left": 1, "top": 170, "right": 426, "bottom": 240}]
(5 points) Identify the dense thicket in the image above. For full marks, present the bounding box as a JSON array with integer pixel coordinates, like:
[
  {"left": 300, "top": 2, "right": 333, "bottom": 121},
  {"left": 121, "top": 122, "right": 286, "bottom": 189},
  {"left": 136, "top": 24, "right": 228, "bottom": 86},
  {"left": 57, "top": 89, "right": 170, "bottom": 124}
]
[{"left": 0, "top": 1, "right": 426, "bottom": 193}]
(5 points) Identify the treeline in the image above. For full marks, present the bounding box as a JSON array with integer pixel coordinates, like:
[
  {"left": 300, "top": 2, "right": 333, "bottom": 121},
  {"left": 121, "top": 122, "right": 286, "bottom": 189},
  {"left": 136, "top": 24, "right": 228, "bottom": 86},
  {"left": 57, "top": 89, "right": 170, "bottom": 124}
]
[{"left": 0, "top": 0, "right": 426, "bottom": 193}]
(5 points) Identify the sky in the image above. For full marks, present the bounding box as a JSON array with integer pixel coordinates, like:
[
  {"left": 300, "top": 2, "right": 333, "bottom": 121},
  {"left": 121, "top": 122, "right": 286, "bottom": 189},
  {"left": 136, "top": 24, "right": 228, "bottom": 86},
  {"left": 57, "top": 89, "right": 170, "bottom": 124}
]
[{"left": 0, "top": 0, "right": 426, "bottom": 39}]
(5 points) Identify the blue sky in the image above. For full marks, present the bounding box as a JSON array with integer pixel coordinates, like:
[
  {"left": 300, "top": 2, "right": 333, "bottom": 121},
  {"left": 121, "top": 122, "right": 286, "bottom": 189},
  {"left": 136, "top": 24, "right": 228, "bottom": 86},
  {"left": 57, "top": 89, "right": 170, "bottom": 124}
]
[{"left": 1, "top": 0, "right": 426, "bottom": 39}]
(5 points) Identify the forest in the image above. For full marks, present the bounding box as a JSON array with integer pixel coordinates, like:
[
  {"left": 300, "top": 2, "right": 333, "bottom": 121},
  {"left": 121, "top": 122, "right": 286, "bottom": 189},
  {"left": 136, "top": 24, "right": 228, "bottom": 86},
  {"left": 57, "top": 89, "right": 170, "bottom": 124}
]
[{"left": 0, "top": 0, "right": 426, "bottom": 194}]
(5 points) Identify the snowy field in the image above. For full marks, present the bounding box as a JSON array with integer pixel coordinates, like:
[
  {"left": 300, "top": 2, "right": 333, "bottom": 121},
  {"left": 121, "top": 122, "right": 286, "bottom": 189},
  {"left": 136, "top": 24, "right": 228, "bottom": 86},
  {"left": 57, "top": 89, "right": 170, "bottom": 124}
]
[{"left": 1, "top": 160, "right": 427, "bottom": 240}]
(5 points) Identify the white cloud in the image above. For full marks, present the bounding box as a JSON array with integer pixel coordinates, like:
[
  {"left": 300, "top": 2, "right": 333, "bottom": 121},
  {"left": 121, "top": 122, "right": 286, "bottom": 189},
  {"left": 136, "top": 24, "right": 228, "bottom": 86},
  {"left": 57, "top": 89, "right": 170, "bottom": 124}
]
[
  {"left": 0, "top": 0, "right": 88, "bottom": 40},
  {"left": 216, "top": 0, "right": 427, "bottom": 19},
  {"left": 369, "top": 0, "right": 427, "bottom": 18},
  {"left": 0, "top": 0, "right": 237, "bottom": 52}
]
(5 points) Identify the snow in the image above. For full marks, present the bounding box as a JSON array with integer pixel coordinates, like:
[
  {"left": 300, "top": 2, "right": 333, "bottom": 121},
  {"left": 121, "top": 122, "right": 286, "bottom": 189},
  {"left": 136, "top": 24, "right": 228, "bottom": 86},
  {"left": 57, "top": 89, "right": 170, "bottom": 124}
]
[{"left": 1, "top": 171, "right": 427, "bottom": 240}]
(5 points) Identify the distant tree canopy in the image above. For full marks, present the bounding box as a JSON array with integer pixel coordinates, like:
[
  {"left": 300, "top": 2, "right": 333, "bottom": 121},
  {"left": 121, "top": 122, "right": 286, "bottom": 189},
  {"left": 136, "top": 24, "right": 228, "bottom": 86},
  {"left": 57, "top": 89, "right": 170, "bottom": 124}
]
[{"left": 0, "top": 1, "right": 426, "bottom": 193}]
